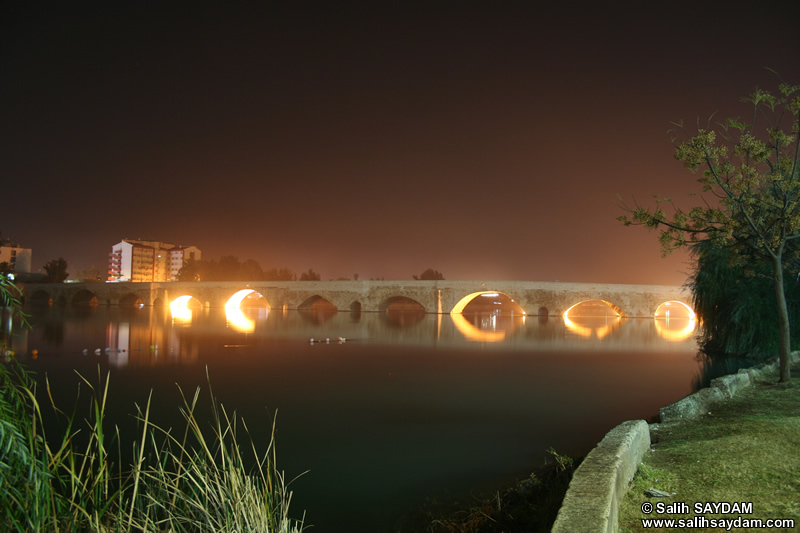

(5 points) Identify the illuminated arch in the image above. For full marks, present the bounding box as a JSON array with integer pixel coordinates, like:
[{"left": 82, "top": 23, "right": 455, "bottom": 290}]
[
  {"left": 170, "top": 295, "right": 201, "bottom": 322},
  {"left": 225, "top": 289, "right": 270, "bottom": 309},
  {"left": 450, "top": 291, "right": 527, "bottom": 315},
  {"left": 562, "top": 299, "right": 626, "bottom": 319},
  {"left": 654, "top": 301, "right": 696, "bottom": 320},
  {"left": 224, "top": 290, "right": 269, "bottom": 333}
]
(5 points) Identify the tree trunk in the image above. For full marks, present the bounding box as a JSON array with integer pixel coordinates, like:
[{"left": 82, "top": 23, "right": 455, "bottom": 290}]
[{"left": 772, "top": 255, "right": 792, "bottom": 382}]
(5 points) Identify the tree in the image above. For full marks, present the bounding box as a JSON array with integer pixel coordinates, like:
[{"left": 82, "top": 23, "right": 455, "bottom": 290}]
[
  {"left": 42, "top": 258, "right": 69, "bottom": 283},
  {"left": 689, "top": 240, "right": 800, "bottom": 357},
  {"left": 619, "top": 79, "right": 799, "bottom": 382},
  {"left": 299, "top": 268, "right": 320, "bottom": 281},
  {"left": 413, "top": 268, "right": 444, "bottom": 280},
  {"left": 74, "top": 266, "right": 102, "bottom": 281},
  {"left": 264, "top": 267, "right": 296, "bottom": 281},
  {"left": 177, "top": 258, "right": 204, "bottom": 281},
  {"left": 240, "top": 259, "right": 264, "bottom": 281}
]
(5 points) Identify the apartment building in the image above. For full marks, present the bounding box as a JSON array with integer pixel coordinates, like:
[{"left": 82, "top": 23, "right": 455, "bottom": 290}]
[
  {"left": 108, "top": 240, "right": 201, "bottom": 282},
  {"left": 0, "top": 243, "right": 32, "bottom": 273}
]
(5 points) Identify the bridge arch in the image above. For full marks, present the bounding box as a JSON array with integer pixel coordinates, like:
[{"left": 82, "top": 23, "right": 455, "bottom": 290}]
[
  {"left": 563, "top": 299, "right": 626, "bottom": 318},
  {"left": 225, "top": 289, "right": 270, "bottom": 309},
  {"left": 654, "top": 300, "right": 695, "bottom": 319},
  {"left": 298, "top": 295, "right": 337, "bottom": 311},
  {"left": 379, "top": 296, "right": 425, "bottom": 313},
  {"left": 170, "top": 295, "right": 202, "bottom": 321},
  {"left": 119, "top": 293, "right": 145, "bottom": 308},
  {"left": 72, "top": 289, "right": 99, "bottom": 306},
  {"left": 450, "top": 291, "right": 527, "bottom": 315},
  {"left": 30, "top": 290, "right": 52, "bottom": 305}
]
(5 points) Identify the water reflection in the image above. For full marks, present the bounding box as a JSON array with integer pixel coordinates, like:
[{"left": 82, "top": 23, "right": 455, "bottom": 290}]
[
  {"left": 563, "top": 315, "right": 624, "bottom": 339},
  {"left": 654, "top": 317, "right": 697, "bottom": 341},
  {"left": 16, "top": 305, "right": 704, "bottom": 533},
  {"left": 451, "top": 312, "right": 523, "bottom": 342},
  {"left": 2, "top": 307, "right": 700, "bottom": 368}
]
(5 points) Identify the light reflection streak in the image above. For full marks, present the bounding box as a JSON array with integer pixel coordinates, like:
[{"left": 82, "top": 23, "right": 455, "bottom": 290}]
[
  {"left": 563, "top": 315, "right": 619, "bottom": 339},
  {"left": 654, "top": 317, "right": 697, "bottom": 341},
  {"left": 226, "top": 307, "right": 256, "bottom": 333},
  {"left": 654, "top": 300, "right": 696, "bottom": 320},
  {"left": 451, "top": 312, "right": 506, "bottom": 342}
]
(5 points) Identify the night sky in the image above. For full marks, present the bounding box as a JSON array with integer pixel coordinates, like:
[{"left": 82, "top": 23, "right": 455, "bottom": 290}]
[{"left": 2, "top": 2, "right": 798, "bottom": 284}]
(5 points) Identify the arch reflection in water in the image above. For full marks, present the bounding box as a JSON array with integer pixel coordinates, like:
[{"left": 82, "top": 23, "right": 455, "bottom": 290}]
[
  {"left": 562, "top": 300, "right": 623, "bottom": 339},
  {"left": 298, "top": 296, "right": 338, "bottom": 324},
  {"left": 383, "top": 297, "right": 426, "bottom": 328},
  {"left": 563, "top": 315, "right": 623, "bottom": 339},
  {"left": 654, "top": 317, "right": 697, "bottom": 341}
]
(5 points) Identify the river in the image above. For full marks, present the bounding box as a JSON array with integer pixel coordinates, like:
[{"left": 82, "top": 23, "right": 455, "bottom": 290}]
[{"left": 5, "top": 303, "right": 702, "bottom": 532}]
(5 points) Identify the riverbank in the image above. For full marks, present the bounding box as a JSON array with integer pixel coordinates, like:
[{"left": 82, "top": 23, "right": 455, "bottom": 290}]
[
  {"left": 392, "top": 447, "right": 580, "bottom": 532},
  {"left": 618, "top": 358, "right": 800, "bottom": 531}
]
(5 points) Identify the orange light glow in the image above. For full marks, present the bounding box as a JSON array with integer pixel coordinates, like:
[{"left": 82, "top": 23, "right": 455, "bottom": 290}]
[
  {"left": 224, "top": 289, "right": 269, "bottom": 333},
  {"left": 654, "top": 300, "right": 696, "bottom": 320},
  {"left": 170, "top": 295, "right": 195, "bottom": 322},
  {"left": 451, "top": 312, "right": 506, "bottom": 342},
  {"left": 562, "top": 299, "right": 625, "bottom": 319},
  {"left": 225, "top": 307, "right": 256, "bottom": 333},
  {"left": 562, "top": 315, "right": 619, "bottom": 339},
  {"left": 654, "top": 317, "right": 697, "bottom": 341}
]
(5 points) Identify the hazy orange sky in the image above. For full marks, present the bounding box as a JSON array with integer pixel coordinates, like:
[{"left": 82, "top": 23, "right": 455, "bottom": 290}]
[{"left": 3, "top": 2, "right": 798, "bottom": 285}]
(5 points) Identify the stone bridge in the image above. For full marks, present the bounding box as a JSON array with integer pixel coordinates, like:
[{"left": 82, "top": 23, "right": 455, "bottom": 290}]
[{"left": 20, "top": 280, "right": 691, "bottom": 318}]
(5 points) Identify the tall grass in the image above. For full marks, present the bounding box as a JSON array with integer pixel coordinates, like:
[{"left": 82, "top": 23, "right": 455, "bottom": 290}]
[
  {"left": 0, "top": 362, "right": 305, "bottom": 532},
  {"left": 124, "top": 371, "right": 304, "bottom": 533}
]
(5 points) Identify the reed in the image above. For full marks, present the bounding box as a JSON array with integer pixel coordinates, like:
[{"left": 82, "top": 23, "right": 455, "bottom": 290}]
[
  {"left": 123, "top": 370, "right": 305, "bottom": 533},
  {"left": 0, "top": 361, "right": 304, "bottom": 532}
]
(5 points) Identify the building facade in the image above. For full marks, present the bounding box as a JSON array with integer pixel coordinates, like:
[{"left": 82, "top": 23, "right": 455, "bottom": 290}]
[
  {"left": 0, "top": 244, "right": 32, "bottom": 273},
  {"left": 108, "top": 240, "right": 201, "bottom": 282}
]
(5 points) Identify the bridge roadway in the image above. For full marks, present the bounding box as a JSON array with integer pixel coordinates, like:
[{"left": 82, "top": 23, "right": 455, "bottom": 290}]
[{"left": 20, "top": 280, "right": 690, "bottom": 318}]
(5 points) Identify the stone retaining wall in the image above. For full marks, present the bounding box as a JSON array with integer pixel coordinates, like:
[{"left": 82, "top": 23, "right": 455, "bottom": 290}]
[
  {"left": 551, "top": 352, "right": 798, "bottom": 533},
  {"left": 551, "top": 420, "right": 650, "bottom": 533}
]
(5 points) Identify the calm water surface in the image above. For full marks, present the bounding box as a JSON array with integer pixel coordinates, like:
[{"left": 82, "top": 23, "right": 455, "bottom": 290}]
[{"left": 8, "top": 305, "right": 702, "bottom": 532}]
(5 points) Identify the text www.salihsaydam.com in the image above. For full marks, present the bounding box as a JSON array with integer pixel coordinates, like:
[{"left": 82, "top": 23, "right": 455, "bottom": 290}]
[{"left": 642, "top": 516, "right": 795, "bottom": 529}]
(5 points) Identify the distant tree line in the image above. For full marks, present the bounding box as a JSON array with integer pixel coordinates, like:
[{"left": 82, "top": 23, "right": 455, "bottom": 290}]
[
  {"left": 177, "top": 256, "right": 320, "bottom": 282},
  {"left": 413, "top": 268, "right": 444, "bottom": 280}
]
